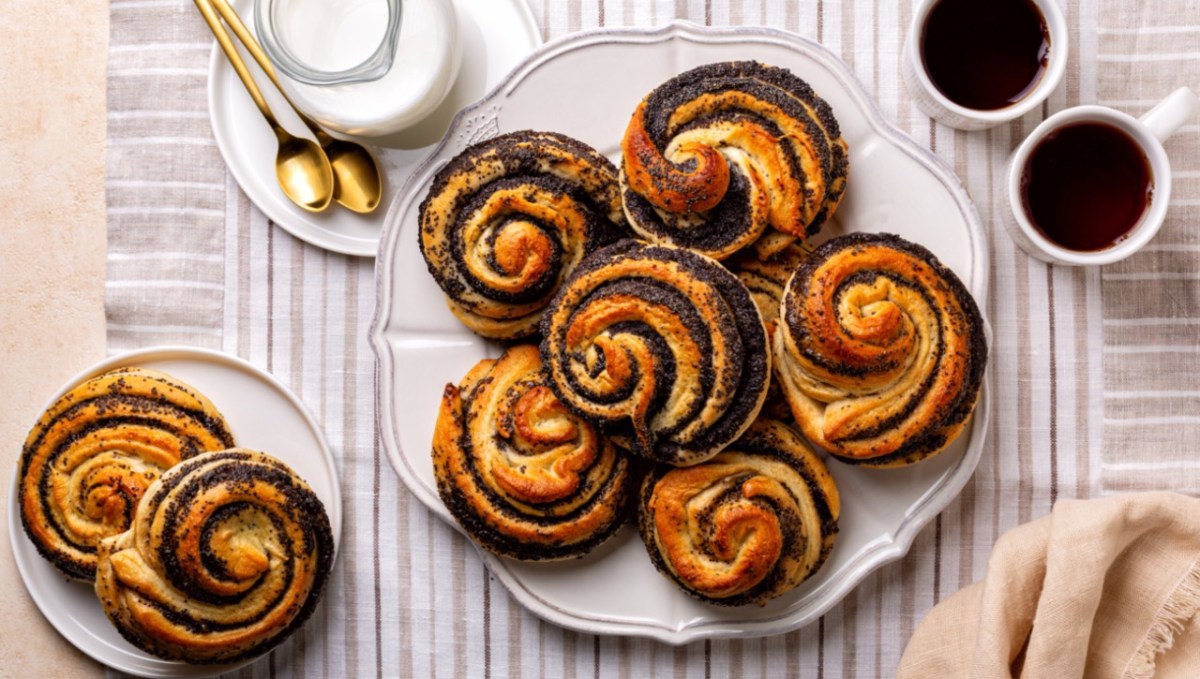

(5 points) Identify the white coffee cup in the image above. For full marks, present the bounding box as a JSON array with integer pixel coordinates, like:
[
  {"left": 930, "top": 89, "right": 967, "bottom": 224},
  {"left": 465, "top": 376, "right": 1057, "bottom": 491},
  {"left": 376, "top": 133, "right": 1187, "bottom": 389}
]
[
  {"left": 1002, "top": 87, "right": 1200, "bottom": 266},
  {"left": 902, "top": 0, "right": 1068, "bottom": 130}
]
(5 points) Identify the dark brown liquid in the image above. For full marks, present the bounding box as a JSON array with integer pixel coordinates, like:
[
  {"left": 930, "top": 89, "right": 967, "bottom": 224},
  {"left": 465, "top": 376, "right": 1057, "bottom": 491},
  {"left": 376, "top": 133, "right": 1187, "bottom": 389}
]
[
  {"left": 1021, "top": 122, "right": 1153, "bottom": 252},
  {"left": 921, "top": 0, "right": 1049, "bottom": 110}
]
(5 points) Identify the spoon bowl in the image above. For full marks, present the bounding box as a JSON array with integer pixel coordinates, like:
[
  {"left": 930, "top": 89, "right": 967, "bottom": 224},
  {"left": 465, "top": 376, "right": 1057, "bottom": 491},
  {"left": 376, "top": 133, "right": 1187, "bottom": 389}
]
[
  {"left": 323, "top": 136, "right": 382, "bottom": 213},
  {"left": 276, "top": 135, "right": 336, "bottom": 212}
]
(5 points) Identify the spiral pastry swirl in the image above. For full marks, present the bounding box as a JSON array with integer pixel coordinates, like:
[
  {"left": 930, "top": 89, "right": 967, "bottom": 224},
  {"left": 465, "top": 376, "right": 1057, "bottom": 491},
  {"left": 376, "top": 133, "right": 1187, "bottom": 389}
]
[
  {"left": 18, "top": 367, "right": 235, "bottom": 581},
  {"left": 540, "top": 240, "right": 770, "bottom": 466},
  {"left": 728, "top": 243, "right": 809, "bottom": 335},
  {"left": 620, "top": 61, "right": 848, "bottom": 260},
  {"left": 94, "top": 449, "right": 334, "bottom": 664},
  {"left": 728, "top": 244, "right": 810, "bottom": 422},
  {"left": 775, "top": 233, "right": 988, "bottom": 467},
  {"left": 637, "top": 417, "right": 839, "bottom": 606},
  {"left": 419, "top": 130, "right": 626, "bottom": 340},
  {"left": 433, "top": 345, "right": 635, "bottom": 560}
]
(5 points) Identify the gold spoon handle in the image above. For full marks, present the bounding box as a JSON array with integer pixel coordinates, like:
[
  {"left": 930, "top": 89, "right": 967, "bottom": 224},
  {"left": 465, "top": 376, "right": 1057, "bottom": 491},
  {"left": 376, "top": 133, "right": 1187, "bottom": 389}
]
[
  {"left": 193, "top": 0, "right": 282, "bottom": 135},
  {"left": 208, "top": 0, "right": 333, "bottom": 146}
]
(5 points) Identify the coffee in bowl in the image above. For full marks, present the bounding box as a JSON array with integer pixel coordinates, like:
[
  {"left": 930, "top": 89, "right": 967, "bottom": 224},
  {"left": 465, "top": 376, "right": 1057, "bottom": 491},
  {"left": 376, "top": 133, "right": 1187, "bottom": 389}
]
[
  {"left": 1020, "top": 121, "right": 1152, "bottom": 252},
  {"left": 1002, "top": 87, "right": 1200, "bottom": 266},
  {"left": 920, "top": 0, "right": 1049, "bottom": 112},
  {"left": 903, "top": 0, "right": 1067, "bottom": 130}
]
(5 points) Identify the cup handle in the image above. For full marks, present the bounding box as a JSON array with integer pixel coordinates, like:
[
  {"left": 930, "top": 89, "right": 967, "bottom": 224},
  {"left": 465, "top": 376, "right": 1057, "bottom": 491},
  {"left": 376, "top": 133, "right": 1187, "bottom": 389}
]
[{"left": 1139, "top": 87, "right": 1200, "bottom": 143}]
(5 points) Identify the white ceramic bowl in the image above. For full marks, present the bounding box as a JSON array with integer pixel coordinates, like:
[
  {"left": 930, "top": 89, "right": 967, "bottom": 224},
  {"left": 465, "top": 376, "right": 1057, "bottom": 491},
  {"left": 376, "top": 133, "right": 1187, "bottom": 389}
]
[{"left": 902, "top": 0, "right": 1068, "bottom": 130}]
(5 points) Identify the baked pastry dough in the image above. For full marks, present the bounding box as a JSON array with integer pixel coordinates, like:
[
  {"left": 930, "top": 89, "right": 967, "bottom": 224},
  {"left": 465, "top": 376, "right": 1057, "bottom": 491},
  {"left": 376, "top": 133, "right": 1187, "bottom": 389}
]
[
  {"left": 540, "top": 240, "right": 770, "bottom": 466},
  {"left": 433, "top": 345, "right": 635, "bottom": 560},
  {"left": 728, "top": 243, "right": 808, "bottom": 336},
  {"left": 620, "top": 61, "right": 848, "bottom": 260},
  {"left": 419, "top": 130, "right": 626, "bottom": 340},
  {"left": 95, "top": 449, "right": 334, "bottom": 664},
  {"left": 728, "top": 244, "right": 809, "bottom": 423},
  {"left": 18, "top": 367, "right": 235, "bottom": 581},
  {"left": 775, "top": 233, "right": 988, "bottom": 467},
  {"left": 637, "top": 417, "right": 839, "bottom": 606}
]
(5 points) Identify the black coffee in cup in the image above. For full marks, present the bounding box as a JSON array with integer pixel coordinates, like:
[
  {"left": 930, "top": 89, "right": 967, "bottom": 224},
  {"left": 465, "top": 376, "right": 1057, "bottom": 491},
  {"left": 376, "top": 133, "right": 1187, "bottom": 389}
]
[
  {"left": 1020, "top": 122, "right": 1153, "bottom": 252},
  {"left": 920, "top": 0, "right": 1049, "bottom": 110}
]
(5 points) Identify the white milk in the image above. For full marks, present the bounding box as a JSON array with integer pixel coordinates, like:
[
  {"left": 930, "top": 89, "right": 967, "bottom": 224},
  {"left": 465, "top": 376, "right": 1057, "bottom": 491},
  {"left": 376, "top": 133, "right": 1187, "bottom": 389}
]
[
  {"left": 267, "top": 0, "right": 462, "bottom": 139},
  {"left": 277, "top": 0, "right": 388, "bottom": 72}
]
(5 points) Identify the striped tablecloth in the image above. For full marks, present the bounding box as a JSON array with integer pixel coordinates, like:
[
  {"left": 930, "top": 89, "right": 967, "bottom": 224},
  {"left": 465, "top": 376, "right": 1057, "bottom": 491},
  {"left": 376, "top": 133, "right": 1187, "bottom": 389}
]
[{"left": 104, "top": 0, "right": 1200, "bottom": 676}]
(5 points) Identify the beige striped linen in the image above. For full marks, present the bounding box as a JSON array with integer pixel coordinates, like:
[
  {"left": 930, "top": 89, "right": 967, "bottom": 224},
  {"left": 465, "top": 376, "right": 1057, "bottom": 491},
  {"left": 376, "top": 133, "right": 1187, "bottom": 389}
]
[
  {"left": 1095, "top": 0, "right": 1200, "bottom": 495},
  {"left": 104, "top": 0, "right": 1199, "bottom": 676}
]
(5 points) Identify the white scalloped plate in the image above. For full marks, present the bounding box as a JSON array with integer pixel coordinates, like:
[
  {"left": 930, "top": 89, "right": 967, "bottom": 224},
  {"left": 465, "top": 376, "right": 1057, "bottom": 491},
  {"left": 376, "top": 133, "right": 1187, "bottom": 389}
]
[
  {"left": 371, "top": 22, "right": 991, "bottom": 644},
  {"left": 8, "top": 346, "right": 342, "bottom": 677}
]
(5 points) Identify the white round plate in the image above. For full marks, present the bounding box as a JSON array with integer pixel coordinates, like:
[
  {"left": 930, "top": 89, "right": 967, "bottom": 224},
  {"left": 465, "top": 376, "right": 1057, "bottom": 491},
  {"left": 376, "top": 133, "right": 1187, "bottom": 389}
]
[
  {"left": 370, "top": 22, "right": 992, "bottom": 643},
  {"left": 8, "top": 346, "right": 342, "bottom": 677},
  {"left": 208, "top": 0, "right": 541, "bottom": 257}
]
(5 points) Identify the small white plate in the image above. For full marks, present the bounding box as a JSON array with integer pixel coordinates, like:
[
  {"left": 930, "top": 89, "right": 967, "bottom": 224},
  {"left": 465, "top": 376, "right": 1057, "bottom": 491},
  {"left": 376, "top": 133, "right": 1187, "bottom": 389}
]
[
  {"left": 371, "top": 23, "right": 992, "bottom": 644},
  {"left": 207, "top": 0, "right": 542, "bottom": 257},
  {"left": 8, "top": 346, "right": 342, "bottom": 677}
]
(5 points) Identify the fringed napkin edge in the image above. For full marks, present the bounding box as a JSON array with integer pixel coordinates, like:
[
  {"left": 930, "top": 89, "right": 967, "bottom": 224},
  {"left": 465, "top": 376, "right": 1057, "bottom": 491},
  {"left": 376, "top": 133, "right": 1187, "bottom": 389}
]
[{"left": 1122, "top": 552, "right": 1200, "bottom": 679}]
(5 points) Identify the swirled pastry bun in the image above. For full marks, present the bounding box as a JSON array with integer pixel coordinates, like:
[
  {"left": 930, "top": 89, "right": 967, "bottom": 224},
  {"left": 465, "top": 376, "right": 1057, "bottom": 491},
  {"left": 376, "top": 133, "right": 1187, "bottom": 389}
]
[
  {"left": 18, "top": 367, "right": 235, "bottom": 581},
  {"left": 728, "top": 244, "right": 809, "bottom": 423},
  {"left": 419, "top": 130, "right": 626, "bottom": 341},
  {"left": 775, "top": 233, "right": 987, "bottom": 468},
  {"left": 620, "top": 61, "right": 848, "bottom": 260},
  {"left": 638, "top": 417, "right": 839, "bottom": 606},
  {"left": 433, "top": 345, "right": 636, "bottom": 560},
  {"left": 95, "top": 449, "right": 335, "bottom": 664},
  {"left": 728, "top": 243, "right": 808, "bottom": 336},
  {"left": 540, "top": 240, "right": 770, "bottom": 466}
]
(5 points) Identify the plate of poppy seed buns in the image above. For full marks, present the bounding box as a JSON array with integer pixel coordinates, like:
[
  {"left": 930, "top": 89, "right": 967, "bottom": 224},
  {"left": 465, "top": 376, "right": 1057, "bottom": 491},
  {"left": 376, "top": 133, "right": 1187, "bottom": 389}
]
[
  {"left": 371, "top": 22, "right": 991, "bottom": 643},
  {"left": 9, "top": 347, "right": 340, "bottom": 676}
]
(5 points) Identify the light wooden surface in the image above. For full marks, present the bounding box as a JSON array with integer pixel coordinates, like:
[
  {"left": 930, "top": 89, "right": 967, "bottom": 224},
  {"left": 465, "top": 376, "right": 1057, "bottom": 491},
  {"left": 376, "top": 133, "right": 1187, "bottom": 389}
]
[{"left": 0, "top": 0, "right": 108, "bottom": 676}]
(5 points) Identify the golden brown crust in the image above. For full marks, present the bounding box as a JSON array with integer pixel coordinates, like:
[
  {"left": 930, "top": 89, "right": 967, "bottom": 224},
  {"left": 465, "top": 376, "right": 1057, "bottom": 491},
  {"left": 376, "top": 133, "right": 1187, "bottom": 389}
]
[
  {"left": 539, "top": 240, "right": 771, "bottom": 466},
  {"left": 774, "top": 233, "right": 988, "bottom": 467},
  {"left": 18, "top": 367, "right": 235, "bottom": 581},
  {"left": 619, "top": 61, "right": 848, "bottom": 260},
  {"left": 637, "top": 418, "right": 839, "bottom": 606},
  {"left": 419, "top": 130, "right": 626, "bottom": 340},
  {"left": 432, "top": 345, "right": 636, "bottom": 560},
  {"left": 94, "top": 449, "right": 334, "bottom": 664}
]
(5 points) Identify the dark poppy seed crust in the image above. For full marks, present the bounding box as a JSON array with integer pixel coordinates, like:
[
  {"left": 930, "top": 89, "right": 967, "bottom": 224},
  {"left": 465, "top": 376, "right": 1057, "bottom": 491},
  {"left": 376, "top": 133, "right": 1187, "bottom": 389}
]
[
  {"left": 17, "top": 367, "right": 235, "bottom": 582},
  {"left": 93, "top": 449, "right": 335, "bottom": 664},
  {"left": 540, "top": 240, "right": 770, "bottom": 466},
  {"left": 419, "top": 130, "right": 628, "bottom": 341},
  {"left": 726, "top": 244, "right": 811, "bottom": 424},
  {"left": 775, "top": 232, "right": 988, "bottom": 468},
  {"left": 620, "top": 61, "right": 849, "bottom": 260},
  {"left": 636, "top": 417, "right": 840, "bottom": 606},
  {"left": 431, "top": 345, "right": 638, "bottom": 561}
]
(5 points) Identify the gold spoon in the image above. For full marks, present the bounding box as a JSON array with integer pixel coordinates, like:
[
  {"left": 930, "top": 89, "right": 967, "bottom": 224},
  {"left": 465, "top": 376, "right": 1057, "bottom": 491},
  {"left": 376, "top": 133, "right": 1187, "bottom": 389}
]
[
  {"left": 194, "top": 0, "right": 333, "bottom": 212},
  {"left": 211, "top": 0, "right": 384, "bottom": 214}
]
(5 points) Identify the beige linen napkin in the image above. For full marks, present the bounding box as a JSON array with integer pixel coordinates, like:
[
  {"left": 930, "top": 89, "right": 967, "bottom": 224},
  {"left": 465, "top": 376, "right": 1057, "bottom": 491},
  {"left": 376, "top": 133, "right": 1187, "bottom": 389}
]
[{"left": 898, "top": 492, "right": 1200, "bottom": 678}]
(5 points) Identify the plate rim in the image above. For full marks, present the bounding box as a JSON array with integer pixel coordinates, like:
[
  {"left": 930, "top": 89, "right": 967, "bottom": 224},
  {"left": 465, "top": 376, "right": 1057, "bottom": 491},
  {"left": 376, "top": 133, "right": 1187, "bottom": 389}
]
[
  {"left": 205, "top": 0, "right": 543, "bottom": 258},
  {"left": 369, "top": 20, "right": 992, "bottom": 643},
  {"left": 7, "top": 345, "right": 343, "bottom": 676}
]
